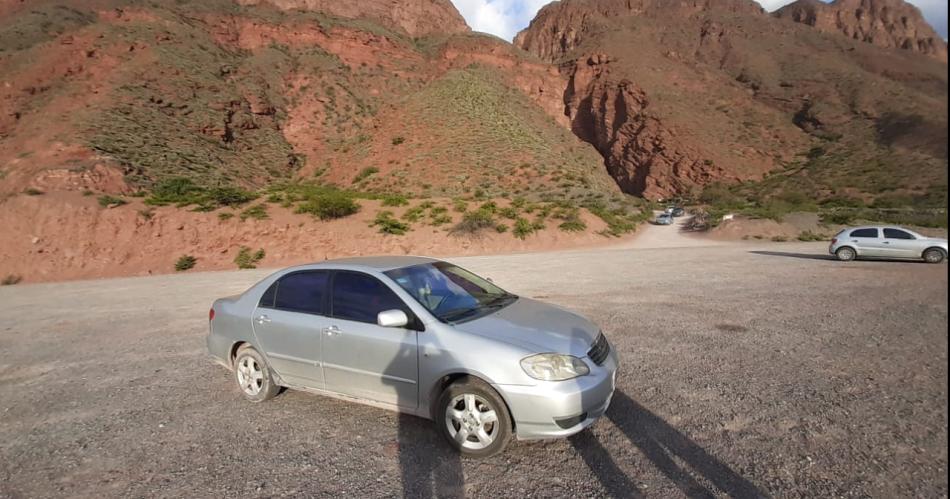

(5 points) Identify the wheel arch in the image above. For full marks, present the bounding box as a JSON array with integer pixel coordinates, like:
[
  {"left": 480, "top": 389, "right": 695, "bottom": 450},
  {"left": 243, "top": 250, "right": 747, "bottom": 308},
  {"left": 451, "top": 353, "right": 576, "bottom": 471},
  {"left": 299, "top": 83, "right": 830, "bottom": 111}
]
[
  {"left": 229, "top": 341, "right": 251, "bottom": 368},
  {"left": 427, "top": 372, "right": 517, "bottom": 432},
  {"left": 923, "top": 246, "right": 947, "bottom": 256}
]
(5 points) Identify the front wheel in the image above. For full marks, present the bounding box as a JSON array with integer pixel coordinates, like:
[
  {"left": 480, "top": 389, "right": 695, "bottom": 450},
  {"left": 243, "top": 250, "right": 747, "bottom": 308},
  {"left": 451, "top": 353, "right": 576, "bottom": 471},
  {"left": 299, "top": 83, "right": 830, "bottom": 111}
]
[
  {"left": 234, "top": 345, "right": 280, "bottom": 402},
  {"left": 437, "top": 378, "right": 512, "bottom": 458},
  {"left": 923, "top": 248, "right": 946, "bottom": 264},
  {"left": 836, "top": 247, "right": 856, "bottom": 262}
]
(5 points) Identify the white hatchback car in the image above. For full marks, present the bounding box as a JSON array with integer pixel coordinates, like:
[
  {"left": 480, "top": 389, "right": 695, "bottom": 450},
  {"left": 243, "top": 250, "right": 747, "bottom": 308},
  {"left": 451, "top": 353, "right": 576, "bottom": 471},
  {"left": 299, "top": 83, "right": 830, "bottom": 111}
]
[{"left": 829, "top": 226, "right": 948, "bottom": 263}]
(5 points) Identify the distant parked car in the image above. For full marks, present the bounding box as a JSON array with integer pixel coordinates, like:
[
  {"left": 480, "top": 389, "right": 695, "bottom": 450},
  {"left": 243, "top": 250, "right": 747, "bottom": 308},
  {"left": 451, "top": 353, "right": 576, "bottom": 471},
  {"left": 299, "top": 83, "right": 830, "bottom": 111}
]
[
  {"left": 655, "top": 213, "right": 674, "bottom": 225},
  {"left": 207, "top": 256, "right": 618, "bottom": 457},
  {"left": 671, "top": 207, "right": 686, "bottom": 217},
  {"left": 829, "top": 226, "right": 948, "bottom": 263}
]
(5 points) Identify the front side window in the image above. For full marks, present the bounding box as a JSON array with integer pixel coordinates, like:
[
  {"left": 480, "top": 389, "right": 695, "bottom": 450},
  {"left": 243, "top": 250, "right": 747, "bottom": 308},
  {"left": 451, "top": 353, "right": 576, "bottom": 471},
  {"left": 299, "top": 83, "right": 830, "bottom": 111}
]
[
  {"left": 273, "top": 271, "right": 329, "bottom": 315},
  {"left": 851, "top": 228, "right": 879, "bottom": 238},
  {"left": 331, "top": 272, "right": 410, "bottom": 324},
  {"left": 883, "top": 228, "right": 915, "bottom": 240},
  {"left": 385, "top": 262, "right": 517, "bottom": 324}
]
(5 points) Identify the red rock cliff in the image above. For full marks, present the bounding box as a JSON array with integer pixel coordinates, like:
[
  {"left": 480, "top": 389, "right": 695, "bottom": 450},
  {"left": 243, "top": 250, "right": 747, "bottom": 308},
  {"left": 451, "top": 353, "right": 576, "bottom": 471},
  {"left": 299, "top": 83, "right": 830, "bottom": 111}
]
[
  {"left": 775, "top": 0, "right": 948, "bottom": 62},
  {"left": 235, "top": 0, "right": 470, "bottom": 36}
]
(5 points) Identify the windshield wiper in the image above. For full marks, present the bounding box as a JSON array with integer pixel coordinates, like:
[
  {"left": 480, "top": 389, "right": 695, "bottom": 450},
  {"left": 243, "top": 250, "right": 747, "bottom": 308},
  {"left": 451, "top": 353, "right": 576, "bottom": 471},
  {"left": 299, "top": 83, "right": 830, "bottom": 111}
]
[
  {"left": 482, "top": 293, "right": 517, "bottom": 309},
  {"left": 439, "top": 307, "right": 481, "bottom": 322}
]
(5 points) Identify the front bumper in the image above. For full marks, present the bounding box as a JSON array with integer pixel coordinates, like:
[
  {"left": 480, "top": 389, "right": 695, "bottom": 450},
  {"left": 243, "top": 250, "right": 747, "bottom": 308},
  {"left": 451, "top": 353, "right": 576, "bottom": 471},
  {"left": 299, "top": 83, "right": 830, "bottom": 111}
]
[{"left": 496, "top": 347, "right": 619, "bottom": 440}]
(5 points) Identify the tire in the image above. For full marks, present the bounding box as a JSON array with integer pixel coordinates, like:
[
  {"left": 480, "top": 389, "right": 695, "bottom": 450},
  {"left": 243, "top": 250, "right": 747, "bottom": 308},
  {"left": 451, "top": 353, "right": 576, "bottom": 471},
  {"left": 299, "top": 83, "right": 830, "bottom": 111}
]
[
  {"left": 923, "top": 247, "right": 946, "bottom": 264},
  {"left": 233, "top": 345, "right": 280, "bottom": 403},
  {"left": 835, "top": 247, "right": 856, "bottom": 262},
  {"left": 436, "top": 377, "right": 512, "bottom": 458}
]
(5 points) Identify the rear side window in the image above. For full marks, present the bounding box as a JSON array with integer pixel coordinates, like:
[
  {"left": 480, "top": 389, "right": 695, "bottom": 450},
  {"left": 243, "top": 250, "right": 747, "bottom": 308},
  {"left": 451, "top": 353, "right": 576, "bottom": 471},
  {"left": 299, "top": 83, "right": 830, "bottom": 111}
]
[
  {"left": 273, "top": 271, "right": 329, "bottom": 315},
  {"left": 883, "top": 228, "right": 915, "bottom": 240},
  {"left": 331, "top": 272, "right": 410, "bottom": 324},
  {"left": 850, "top": 228, "right": 879, "bottom": 238},
  {"left": 259, "top": 281, "right": 278, "bottom": 308}
]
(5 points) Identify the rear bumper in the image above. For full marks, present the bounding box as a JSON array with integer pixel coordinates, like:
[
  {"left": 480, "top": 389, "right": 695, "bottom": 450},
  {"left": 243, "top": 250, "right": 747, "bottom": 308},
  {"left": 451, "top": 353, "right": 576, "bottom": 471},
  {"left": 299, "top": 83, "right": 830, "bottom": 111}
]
[{"left": 496, "top": 347, "right": 619, "bottom": 440}]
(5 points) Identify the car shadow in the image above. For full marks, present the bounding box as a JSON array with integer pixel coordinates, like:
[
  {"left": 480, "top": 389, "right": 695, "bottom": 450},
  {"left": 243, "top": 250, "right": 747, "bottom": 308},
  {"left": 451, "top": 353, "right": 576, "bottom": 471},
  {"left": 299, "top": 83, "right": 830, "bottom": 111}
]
[
  {"left": 572, "top": 390, "right": 766, "bottom": 498},
  {"left": 749, "top": 250, "right": 836, "bottom": 261},
  {"left": 397, "top": 412, "right": 464, "bottom": 498}
]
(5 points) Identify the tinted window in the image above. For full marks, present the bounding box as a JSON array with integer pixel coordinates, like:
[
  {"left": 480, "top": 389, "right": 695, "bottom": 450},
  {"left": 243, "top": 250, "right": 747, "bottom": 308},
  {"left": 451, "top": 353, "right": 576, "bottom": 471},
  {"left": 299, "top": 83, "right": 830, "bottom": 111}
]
[
  {"left": 259, "top": 281, "right": 278, "bottom": 308},
  {"left": 850, "top": 228, "right": 879, "bottom": 238},
  {"left": 884, "top": 228, "right": 915, "bottom": 240},
  {"left": 274, "top": 271, "right": 329, "bottom": 315},
  {"left": 331, "top": 272, "right": 409, "bottom": 324}
]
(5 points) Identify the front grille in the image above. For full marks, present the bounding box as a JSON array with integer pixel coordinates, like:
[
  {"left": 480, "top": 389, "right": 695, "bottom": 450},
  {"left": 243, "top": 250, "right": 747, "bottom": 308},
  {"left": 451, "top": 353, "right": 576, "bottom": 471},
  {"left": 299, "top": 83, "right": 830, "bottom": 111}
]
[{"left": 587, "top": 333, "right": 610, "bottom": 366}]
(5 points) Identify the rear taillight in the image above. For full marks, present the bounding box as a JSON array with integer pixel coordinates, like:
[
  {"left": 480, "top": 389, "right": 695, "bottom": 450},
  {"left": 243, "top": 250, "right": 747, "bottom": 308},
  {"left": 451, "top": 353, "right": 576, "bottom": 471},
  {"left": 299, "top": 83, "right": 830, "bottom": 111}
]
[
  {"left": 831, "top": 238, "right": 837, "bottom": 244},
  {"left": 209, "top": 308, "right": 215, "bottom": 321}
]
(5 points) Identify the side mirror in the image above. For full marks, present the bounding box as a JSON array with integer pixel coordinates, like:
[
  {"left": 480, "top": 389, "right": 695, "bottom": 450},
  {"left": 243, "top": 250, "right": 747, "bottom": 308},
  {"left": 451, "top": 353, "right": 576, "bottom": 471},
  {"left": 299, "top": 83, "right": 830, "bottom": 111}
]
[{"left": 377, "top": 309, "right": 409, "bottom": 328}]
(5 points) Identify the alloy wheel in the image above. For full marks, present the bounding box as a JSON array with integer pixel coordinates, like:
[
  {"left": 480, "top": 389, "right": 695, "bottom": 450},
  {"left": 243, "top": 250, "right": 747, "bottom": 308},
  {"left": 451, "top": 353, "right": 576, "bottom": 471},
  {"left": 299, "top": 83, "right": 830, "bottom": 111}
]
[
  {"left": 236, "top": 356, "right": 263, "bottom": 396},
  {"left": 445, "top": 393, "right": 499, "bottom": 451}
]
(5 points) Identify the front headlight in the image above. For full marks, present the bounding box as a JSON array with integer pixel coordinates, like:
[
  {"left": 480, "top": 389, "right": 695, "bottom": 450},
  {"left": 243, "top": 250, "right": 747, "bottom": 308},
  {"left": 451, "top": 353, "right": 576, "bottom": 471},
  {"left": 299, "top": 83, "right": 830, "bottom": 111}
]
[{"left": 520, "top": 353, "right": 590, "bottom": 381}]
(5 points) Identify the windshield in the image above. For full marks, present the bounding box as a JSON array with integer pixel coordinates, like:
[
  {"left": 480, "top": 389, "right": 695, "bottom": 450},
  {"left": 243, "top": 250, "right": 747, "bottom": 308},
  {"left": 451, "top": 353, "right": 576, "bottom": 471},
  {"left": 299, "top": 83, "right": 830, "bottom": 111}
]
[{"left": 385, "top": 262, "right": 517, "bottom": 323}]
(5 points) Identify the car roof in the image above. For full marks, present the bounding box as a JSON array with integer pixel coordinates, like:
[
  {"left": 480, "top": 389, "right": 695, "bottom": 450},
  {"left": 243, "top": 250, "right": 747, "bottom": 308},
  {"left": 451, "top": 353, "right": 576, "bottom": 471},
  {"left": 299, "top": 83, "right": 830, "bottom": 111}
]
[{"left": 287, "top": 255, "right": 441, "bottom": 272}]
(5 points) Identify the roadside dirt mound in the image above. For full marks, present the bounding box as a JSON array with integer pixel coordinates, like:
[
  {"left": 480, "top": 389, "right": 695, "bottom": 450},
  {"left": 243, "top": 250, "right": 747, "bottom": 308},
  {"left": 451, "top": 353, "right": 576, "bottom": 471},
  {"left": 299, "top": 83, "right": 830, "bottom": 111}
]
[{"left": 0, "top": 193, "right": 618, "bottom": 283}]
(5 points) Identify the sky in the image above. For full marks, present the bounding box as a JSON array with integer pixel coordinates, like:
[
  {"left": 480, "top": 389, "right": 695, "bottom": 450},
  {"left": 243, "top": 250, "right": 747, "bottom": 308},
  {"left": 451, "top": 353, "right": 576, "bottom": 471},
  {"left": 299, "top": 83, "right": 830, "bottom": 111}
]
[{"left": 449, "top": 0, "right": 949, "bottom": 42}]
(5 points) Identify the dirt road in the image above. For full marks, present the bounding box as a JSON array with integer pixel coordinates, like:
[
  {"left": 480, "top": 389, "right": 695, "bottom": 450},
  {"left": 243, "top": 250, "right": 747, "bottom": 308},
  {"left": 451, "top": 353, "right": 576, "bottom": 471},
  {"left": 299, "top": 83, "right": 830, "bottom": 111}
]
[{"left": 1, "top": 242, "right": 947, "bottom": 498}]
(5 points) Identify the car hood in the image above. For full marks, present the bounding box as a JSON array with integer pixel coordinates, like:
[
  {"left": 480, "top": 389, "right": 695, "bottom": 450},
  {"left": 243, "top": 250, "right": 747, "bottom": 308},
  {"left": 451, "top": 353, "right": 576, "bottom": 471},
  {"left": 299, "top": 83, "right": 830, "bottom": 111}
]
[{"left": 452, "top": 297, "right": 600, "bottom": 357}]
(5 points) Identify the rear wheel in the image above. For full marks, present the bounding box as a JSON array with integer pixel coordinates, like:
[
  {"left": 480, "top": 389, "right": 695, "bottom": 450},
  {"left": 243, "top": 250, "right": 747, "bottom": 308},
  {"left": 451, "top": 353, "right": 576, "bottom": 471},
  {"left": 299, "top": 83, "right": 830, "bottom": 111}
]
[
  {"left": 437, "top": 377, "right": 512, "bottom": 458},
  {"left": 835, "top": 247, "right": 856, "bottom": 262},
  {"left": 923, "top": 248, "right": 946, "bottom": 264},
  {"left": 234, "top": 345, "right": 279, "bottom": 402}
]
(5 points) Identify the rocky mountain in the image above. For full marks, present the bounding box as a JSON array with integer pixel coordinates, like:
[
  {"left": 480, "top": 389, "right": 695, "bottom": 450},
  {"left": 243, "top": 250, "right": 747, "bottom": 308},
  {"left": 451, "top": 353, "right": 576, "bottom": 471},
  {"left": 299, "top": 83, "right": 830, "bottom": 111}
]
[
  {"left": 235, "top": 0, "right": 470, "bottom": 36},
  {"left": 517, "top": 0, "right": 948, "bottom": 201},
  {"left": 0, "top": 0, "right": 947, "bottom": 282},
  {"left": 775, "top": 0, "right": 948, "bottom": 62}
]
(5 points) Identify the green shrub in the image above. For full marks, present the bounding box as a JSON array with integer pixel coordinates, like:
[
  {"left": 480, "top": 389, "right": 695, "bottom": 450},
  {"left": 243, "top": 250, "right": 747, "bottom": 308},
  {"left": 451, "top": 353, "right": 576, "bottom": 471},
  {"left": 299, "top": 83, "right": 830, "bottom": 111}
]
[
  {"left": 1, "top": 274, "right": 22, "bottom": 286},
  {"left": 451, "top": 208, "right": 495, "bottom": 234},
  {"left": 234, "top": 246, "right": 265, "bottom": 269},
  {"left": 218, "top": 212, "right": 234, "bottom": 221},
  {"left": 771, "top": 235, "right": 789, "bottom": 242},
  {"left": 97, "top": 195, "right": 127, "bottom": 207},
  {"left": 452, "top": 199, "right": 468, "bottom": 213},
  {"left": 353, "top": 167, "right": 379, "bottom": 183},
  {"left": 513, "top": 217, "right": 537, "bottom": 239},
  {"left": 402, "top": 205, "right": 426, "bottom": 222},
  {"left": 495, "top": 223, "right": 508, "bottom": 233},
  {"left": 430, "top": 213, "right": 453, "bottom": 226},
  {"left": 296, "top": 192, "right": 360, "bottom": 220},
  {"left": 146, "top": 177, "right": 256, "bottom": 208},
  {"left": 797, "top": 230, "right": 826, "bottom": 242},
  {"left": 558, "top": 217, "right": 587, "bottom": 232},
  {"left": 821, "top": 211, "right": 855, "bottom": 225},
  {"left": 175, "top": 255, "right": 197, "bottom": 272},
  {"left": 240, "top": 204, "right": 269, "bottom": 221},
  {"left": 391, "top": 136, "right": 405, "bottom": 146},
  {"left": 381, "top": 194, "right": 409, "bottom": 207},
  {"left": 499, "top": 207, "right": 519, "bottom": 219},
  {"left": 372, "top": 211, "right": 410, "bottom": 235}
]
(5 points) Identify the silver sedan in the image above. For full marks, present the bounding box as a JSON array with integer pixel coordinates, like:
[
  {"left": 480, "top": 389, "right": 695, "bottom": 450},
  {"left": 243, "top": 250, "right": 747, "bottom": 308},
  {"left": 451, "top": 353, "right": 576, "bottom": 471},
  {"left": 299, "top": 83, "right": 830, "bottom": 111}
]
[
  {"left": 207, "top": 256, "right": 619, "bottom": 457},
  {"left": 829, "top": 226, "right": 948, "bottom": 263}
]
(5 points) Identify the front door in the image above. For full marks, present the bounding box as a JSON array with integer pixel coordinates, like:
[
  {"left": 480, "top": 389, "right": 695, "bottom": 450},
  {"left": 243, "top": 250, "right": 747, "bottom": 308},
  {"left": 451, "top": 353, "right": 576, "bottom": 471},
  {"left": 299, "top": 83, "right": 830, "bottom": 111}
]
[
  {"left": 882, "top": 228, "right": 921, "bottom": 258},
  {"left": 252, "top": 271, "right": 331, "bottom": 389},
  {"left": 322, "top": 271, "right": 420, "bottom": 409},
  {"left": 848, "top": 228, "right": 888, "bottom": 257}
]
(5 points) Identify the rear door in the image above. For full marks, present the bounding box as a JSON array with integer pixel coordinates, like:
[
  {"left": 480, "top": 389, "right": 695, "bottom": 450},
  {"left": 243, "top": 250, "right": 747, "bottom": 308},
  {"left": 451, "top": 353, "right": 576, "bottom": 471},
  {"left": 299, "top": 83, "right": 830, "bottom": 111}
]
[
  {"left": 882, "top": 228, "right": 921, "bottom": 258},
  {"left": 252, "top": 271, "right": 331, "bottom": 389},
  {"left": 322, "top": 271, "right": 420, "bottom": 409},
  {"left": 847, "top": 228, "right": 887, "bottom": 257}
]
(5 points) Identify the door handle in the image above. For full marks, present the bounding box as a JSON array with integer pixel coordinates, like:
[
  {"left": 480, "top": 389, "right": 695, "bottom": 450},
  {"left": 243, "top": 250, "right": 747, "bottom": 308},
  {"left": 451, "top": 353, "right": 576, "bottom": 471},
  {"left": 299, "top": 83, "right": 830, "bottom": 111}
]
[
  {"left": 324, "top": 325, "right": 341, "bottom": 336},
  {"left": 883, "top": 241, "right": 890, "bottom": 244},
  {"left": 255, "top": 314, "right": 271, "bottom": 324}
]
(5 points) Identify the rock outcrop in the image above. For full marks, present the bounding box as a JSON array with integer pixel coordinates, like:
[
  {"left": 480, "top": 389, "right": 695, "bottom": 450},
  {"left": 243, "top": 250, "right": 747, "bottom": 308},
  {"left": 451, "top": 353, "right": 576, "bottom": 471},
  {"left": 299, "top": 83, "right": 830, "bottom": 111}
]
[
  {"left": 775, "top": 0, "right": 948, "bottom": 62},
  {"left": 514, "top": 0, "right": 764, "bottom": 62},
  {"left": 234, "top": 0, "right": 470, "bottom": 37},
  {"left": 563, "top": 55, "right": 729, "bottom": 199}
]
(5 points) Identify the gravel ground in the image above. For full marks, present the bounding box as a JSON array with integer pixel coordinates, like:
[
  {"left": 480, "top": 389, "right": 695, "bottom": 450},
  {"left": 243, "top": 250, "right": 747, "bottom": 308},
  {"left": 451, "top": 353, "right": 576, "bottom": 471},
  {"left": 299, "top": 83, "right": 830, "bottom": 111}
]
[{"left": 0, "top": 242, "right": 947, "bottom": 498}]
